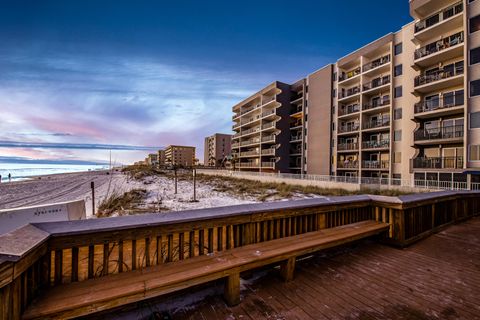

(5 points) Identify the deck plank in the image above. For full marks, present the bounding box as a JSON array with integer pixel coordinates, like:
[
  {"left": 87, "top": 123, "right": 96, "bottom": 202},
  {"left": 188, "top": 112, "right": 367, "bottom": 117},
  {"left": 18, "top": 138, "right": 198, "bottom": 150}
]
[{"left": 172, "top": 217, "right": 480, "bottom": 320}]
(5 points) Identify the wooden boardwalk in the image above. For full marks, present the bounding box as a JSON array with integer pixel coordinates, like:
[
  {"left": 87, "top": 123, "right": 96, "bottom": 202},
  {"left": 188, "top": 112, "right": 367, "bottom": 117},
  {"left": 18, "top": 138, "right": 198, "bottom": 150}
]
[{"left": 166, "top": 218, "right": 480, "bottom": 320}]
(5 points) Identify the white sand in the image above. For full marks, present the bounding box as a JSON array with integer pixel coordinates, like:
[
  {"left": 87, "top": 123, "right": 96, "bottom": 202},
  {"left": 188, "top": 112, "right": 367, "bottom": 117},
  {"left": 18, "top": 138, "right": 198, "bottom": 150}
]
[{"left": 0, "top": 170, "right": 325, "bottom": 218}]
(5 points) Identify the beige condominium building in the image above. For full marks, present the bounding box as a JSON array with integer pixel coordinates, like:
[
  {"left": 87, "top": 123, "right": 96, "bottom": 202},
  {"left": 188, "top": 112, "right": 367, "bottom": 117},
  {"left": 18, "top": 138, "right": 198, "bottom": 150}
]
[
  {"left": 157, "top": 149, "right": 166, "bottom": 166},
  {"left": 145, "top": 153, "right": 159, "bottom": 166},
  {"left": 231, "top": 0, "right": 480, "bottom": 186},
  {"left": 164, "top": 145, "right": 196, "bottom": 167},
  {"left": 204, "top": 133, "right": 232, "bottom": 167}
]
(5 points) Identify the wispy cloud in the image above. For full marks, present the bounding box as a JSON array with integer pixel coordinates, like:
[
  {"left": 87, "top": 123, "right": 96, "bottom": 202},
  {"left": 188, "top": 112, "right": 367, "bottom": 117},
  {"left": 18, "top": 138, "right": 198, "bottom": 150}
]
[{"left": 0, "top": 140, "right": 161, "bottom": 151}]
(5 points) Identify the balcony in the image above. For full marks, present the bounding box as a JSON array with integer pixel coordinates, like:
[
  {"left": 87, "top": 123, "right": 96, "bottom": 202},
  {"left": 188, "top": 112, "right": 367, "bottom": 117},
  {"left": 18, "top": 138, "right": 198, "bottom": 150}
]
[
  {"left": 363, "top": 98, "right": 391, "bottom": 112},
  {"left": 362, "top": 55, "right": 391, "bottom": 73},
  {"left": 414, "top": 91, "right": 464, "bottom": 118},
  {"left": 363, "top": 76, "right": 390, "bottom": 94},
  {"left": 238, "top": 162, "right": 259, "bottom": 168},
  {"left": 362, "top": 160, "right": 389, "bottom": 170},
  {"left": 290, "top": 106, "right": 303, "bottom": 117},
  {"left": 414, "top": 1, "right": 463, "bottom": 41},
  {"left": 362, "top": 140, "right": 390, "bottom": 150},
  {"left": 338, "top": 104, "right": 360, "bottom": 117},
  {"left": 261, "top": 148, "right": 276, "bottom": 156},
  {"left": 261, "top": 109, "right": 276, "bottom": 119},
  {"left": 240, "top": 127, "right": 261, "bottom": 137},
  {"left": 240, "top": 150, "right": 260, "bottom": 158},
  {"left": 411, "top": 156, "right": 463, "bottom": 169},
  {"left": 338, "top": 123, "right": 360, "bottom": 134},
  {"left": 363, "top": 119, "right": 390, "bottom": 130},
  {"left": 337, "top": 143, "right": 359, "bottom": 151},
  {"left": 261, "top": 135, "right": 276, "bottom": 143},
  {"left": 261, "top": 161, "right": 275, "bottom": 168},
  {"left": 414, "top": 32, "right": 464, "bottom": 68},
  {"left": 414, "top": 61, "right": 464, "bottom": 94},
  {"left": 414, "top": 125, "right": 464, "bottom": 144},
  {"left": 262, "top": 122, "right": 276, "bottom": 131},
  {"left": 337, "top": 160, "right": 359, "bottom": 169},
  {"left": 338, "top": 86, "right": 361, "bottom": 102},
  {"left": 240, "top": 139, "right": 260, "bottom": 147},
  {"left": 338, "top": 67, "right": 361, "bottom": 83},
  {"left": 231, "top": 143, "right": 240, "bottom": 149},
  {"left": 290, "top": 134, "right": 303, "bottom": 142}
]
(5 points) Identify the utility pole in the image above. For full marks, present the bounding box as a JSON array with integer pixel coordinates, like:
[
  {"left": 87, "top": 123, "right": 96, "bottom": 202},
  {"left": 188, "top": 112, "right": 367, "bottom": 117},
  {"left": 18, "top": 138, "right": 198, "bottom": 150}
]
[
  {"left": 193, "top": 167, "right": 196, "bottom": 202},
  {"left": 90, "top": 181, "right": 95, "bottom": 216},
  {"left": 174, "top": 166, "right": 178, "bottom": 194}
]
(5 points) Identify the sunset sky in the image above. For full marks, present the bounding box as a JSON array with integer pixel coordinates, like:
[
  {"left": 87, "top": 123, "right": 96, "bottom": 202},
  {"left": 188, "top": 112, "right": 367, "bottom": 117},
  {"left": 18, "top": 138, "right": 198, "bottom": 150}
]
[{"left": 0, "top": 0, "right": 410, "bottom": 164}]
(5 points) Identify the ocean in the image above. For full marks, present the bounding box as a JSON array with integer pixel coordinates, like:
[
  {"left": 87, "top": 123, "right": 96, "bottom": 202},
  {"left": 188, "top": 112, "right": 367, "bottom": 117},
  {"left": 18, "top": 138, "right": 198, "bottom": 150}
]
[{"left": 0, "top": 163, "right": 109, "bottom": 182}]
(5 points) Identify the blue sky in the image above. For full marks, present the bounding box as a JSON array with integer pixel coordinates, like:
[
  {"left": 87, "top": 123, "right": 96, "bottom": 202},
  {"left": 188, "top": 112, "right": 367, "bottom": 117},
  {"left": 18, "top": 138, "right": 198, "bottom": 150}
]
[{"left": 0, "top": 0, "right": 411, "bottom": 164}]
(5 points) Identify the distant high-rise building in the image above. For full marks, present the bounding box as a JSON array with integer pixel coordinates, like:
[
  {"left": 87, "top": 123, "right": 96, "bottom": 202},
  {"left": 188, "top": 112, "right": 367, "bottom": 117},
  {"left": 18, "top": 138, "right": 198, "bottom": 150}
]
[
  {"left": 204, "top": 133, "right": 232, "bottom": 167},
  {"left": 164, "top": 145, "right": 196, "bottom": 167}
]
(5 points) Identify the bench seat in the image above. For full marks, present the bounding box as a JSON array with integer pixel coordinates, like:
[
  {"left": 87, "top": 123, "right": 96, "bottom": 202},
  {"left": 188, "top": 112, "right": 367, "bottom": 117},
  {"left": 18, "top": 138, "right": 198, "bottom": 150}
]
[{"left": 23, "top": 220, "right": 389, "bottom": 319}]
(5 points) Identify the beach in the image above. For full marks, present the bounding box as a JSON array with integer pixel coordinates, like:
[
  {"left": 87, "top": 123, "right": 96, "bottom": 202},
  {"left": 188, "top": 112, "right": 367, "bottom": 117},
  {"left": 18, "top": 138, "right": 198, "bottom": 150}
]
[{"left": 0, "top": 169, "right": 259, "bottom": 218}]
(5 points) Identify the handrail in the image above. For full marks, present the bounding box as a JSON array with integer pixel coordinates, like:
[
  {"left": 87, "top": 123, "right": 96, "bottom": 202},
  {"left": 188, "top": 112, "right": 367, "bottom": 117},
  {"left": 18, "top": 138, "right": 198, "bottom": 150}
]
[
  {"left": 414, "top": 1, "right": 463, "bottom": 33},
  {"left": 1, "top": 190, "right": 479, "bottom": 318},
  {"left": 414, "top": 125, "right": 464, "bottom": 141},
  {"left": 414, "top": 32, "right": 464, "bottom": 60},
  {"left": 414, "top": 91, "right": 464, "bottom": 114}
]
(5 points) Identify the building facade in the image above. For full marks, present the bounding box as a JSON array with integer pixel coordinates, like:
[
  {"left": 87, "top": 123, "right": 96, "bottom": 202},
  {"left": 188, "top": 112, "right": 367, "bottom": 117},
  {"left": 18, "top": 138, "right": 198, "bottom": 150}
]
[
  {"left": 231, "top": 0, "right": 480, "bottom": 186},
  {"left": 204, "top": 133, "right": 232, "bottom": 167},
  {"left": 145, "top": 153, "right": 159, "bottom": 166},
  {"left": 164, "top": 145, "right": 196, "bottom": 167}
]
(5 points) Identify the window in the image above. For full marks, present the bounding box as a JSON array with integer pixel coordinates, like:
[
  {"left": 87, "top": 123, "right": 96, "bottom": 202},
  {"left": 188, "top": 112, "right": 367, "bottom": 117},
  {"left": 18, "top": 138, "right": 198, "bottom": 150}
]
[
  {"left": 471, "top": 47, "right": 480, "bottom": 65},
  {"left": 470, "top": 145, "right": 480, "bottom": 161},
  {"left": 394, "top": 108, "right": 402, "bottom": 120},
  {"left": 333, "top": 72, "right": 337, "bottom": 82},
  {"left": 470, "top": 112, "right": 480, "bottom": 129},
  {"left": 394, "top": 130, "right": 402, "bottom": 142},
  {"left": 393, "top": 152, "right": 401, "bottom": 164},
  {"left": 470, "top": 0, "right": 477, "bottom": 3},
  {"left": 394, "top": 64, "right": 403, "bottom": 77},
  {"left": 394, "top": 86, "right": 403, "bottom": 98},
  {"left": 332, "top": 89, "right": 336, "bottom": 98},
  {"left": 471, "top": 15, "right": 480, "bottom": 33},
  {"left": 471, "top": 79, "right": 480, "bottom": 97},
  {"left": 394, "top": 43, "right": 403, "bottom": 55}
]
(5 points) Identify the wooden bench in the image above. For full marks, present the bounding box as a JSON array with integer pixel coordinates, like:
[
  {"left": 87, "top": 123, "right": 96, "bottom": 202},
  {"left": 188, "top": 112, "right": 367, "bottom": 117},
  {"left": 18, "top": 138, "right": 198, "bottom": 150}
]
[{"left": 22, "top": 220, "right": 389, "bottom": 319}]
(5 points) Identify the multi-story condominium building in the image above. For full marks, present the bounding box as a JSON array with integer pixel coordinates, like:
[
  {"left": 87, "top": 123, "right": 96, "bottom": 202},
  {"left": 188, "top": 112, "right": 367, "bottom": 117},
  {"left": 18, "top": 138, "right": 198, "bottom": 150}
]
[
  {"left": 164, "top": 145, "right": 196, "bottom": 167},
  {"left": 231, "top": 0, "right": 480, "bottom": 186},
  {"left": 204, "top": 133, "right": 232, "bottom": 167},
  {"left": 145, "top": 153, "right": 159, "bottom": 166},
  {"left": 157, "top": 149, "right": 166, "bottom": 167}
]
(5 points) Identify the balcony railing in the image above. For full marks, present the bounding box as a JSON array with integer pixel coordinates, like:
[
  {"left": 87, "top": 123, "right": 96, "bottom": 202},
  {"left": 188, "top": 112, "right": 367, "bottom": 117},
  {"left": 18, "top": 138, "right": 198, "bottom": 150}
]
[
  {"left": 363, "top": 76, "right": 390, "bottom": 91},
  {"left": 261, "top": 135, "right": 276, "bottom": 143},
  {"left": 362, "top": 140, "right": 390, "bottom": 149},
  {"left": 239, "top": 162, "right": 259, "bottom": 168},
  {"left": 363, "top": 98, "right": 391, "bottom": 111},
  {"left": 261, "top": 148, "right": 276, "bottom": 155},
  {"left": 414, "top": 62, "right": 463, "bottom": 87},
  {"left": 291, "top": 135, "right": 303, "bottom": 142},
  {"left": 261, "top": 161, "right": 275, "bottom": 168},
  {"left": 414, "top": 125, "right": 464, "bottom": 142},
  {"left": 414, "top": 1, "right": 463, "bottom": 33},
  {"left": 362, "top": 160, "right": 389, "bottom": 169},
  {"left": 232, "top": 143, "right": 240, "bottom": 148},
  {"left": 262, "top": 122, "right": 276, "bottom": 130},
  {"left": 414, "top": 32, "right": 464, "bottom": 60},
  {"left": 362, "top": 55, "right": 391, "bottom": 72},
  {"left": 337, "top": 161, "right": 359, "bottom": 169},
  {"left": 240, "top": 150, "right": 260, "bottom": 157},
  {"left": 290, "top": 120, "right": 303, "bottom": 129},
  {"left": 337, "top": 143, "right": 359, "bottom": 151},
  {"left": 339, "top": 86, "right": 361, "bottom": 99},
  {"left": 339, "top": 67, "right": 361, "bottom": 82},
  {"left": 290, "top": 106, "right": 303, "bottom": 115},
  {"left": 240, "top": 139, "right": 260, "bottom": 146},
  {"left": 261, "top": 110, "right": 276, "bottom": 118},
  {"left": 414, "top": 91, "right": 464, "bottom": 114},
  {"left": 241, "top": 127, "right": 261, "bottom": 136},
  {"left": 412, "top": 156, "right": 463, "bottom": 169},
  {"left": 363, "top": 119, "right": 390, "bottom": 130},
  {"left": 338, "top": 104, "right": 360, "bottom": 116},
  {"left": 338, "top": 123, "right": 360, "bottom": 133}
]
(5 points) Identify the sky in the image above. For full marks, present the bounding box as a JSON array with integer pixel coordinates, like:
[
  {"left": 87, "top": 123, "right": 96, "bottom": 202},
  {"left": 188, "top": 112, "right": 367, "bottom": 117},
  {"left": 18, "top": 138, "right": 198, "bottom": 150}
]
[{"left": 0, "top": 0, "right": 411, "bottom": 165}]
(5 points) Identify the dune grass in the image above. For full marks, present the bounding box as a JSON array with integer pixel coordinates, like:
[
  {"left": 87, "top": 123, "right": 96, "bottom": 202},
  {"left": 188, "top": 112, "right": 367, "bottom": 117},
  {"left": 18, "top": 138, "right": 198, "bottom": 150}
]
[{"left": 97, "top": 188, "right": 149, "bottom": 217}]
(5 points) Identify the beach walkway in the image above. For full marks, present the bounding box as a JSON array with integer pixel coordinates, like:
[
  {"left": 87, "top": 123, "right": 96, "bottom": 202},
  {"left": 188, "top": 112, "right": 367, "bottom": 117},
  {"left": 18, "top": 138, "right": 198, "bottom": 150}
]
[{"left": 172, "top": 217, "right": 480, "bottom": 319}]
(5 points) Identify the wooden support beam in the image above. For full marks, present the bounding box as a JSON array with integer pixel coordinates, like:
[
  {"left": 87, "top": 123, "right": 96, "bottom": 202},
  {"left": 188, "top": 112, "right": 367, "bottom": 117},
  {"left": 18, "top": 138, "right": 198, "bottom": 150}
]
[
  {"left": 224, "top": 273, "right": 240, "bottom": 306},
  {"left": 279, "top": 257, "right": 296, "bottom": 282}
]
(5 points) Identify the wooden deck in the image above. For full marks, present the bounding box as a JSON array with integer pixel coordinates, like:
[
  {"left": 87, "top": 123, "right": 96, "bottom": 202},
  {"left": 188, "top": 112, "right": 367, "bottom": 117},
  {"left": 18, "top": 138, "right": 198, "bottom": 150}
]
[{"left": 156, "top": 218, "right": 480, "bottom": 320}]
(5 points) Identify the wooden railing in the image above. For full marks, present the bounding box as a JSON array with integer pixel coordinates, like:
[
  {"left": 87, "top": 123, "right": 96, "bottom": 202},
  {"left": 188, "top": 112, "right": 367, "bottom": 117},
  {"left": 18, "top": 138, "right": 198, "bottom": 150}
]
[{"left": 1, "top": 191, "right": 479, "bottom": 319}]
